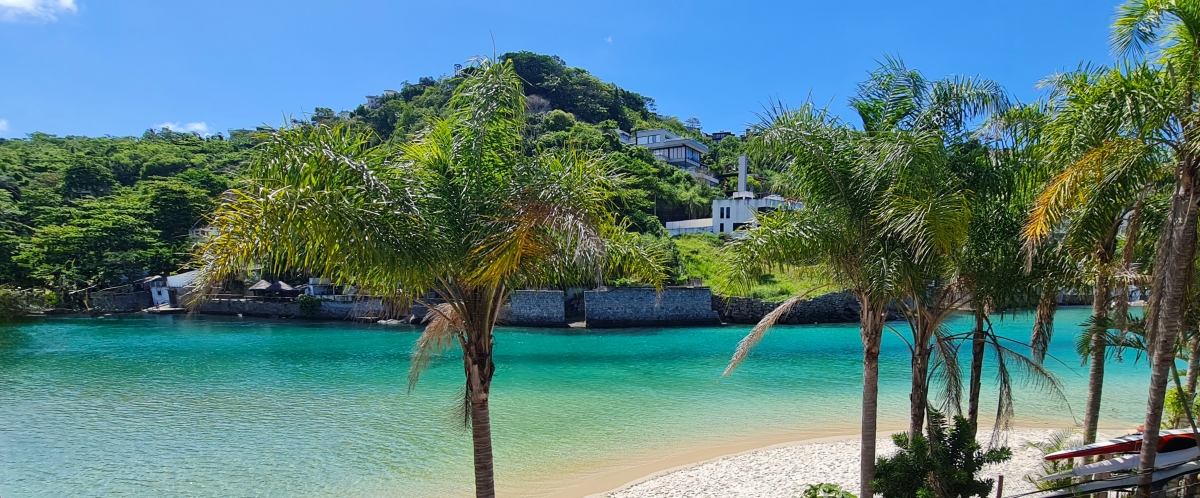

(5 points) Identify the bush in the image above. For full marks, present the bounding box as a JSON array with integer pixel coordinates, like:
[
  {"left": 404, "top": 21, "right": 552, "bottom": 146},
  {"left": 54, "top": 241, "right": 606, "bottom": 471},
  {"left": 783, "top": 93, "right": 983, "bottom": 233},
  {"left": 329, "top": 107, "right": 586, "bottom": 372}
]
[
  {"left": 872, "top": 411, "right": 1011, "bottom": 498},
  {"left": 1165, "top": 386, "right": 1200, "bottom": 429},
  {"left": 296, "top": 294, "right": 321, "bottom": 315},
  {"left": 801, "top": 484, "right": 856, "bottom": 498}
]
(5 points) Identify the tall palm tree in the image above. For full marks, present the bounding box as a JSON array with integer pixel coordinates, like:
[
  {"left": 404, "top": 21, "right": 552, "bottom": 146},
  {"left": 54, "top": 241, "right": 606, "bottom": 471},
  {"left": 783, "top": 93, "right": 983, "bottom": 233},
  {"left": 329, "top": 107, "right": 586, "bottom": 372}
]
[
  {"left": 1024, "top": 65, "right": 1167, "bottom": 448},
  {"left": 188, "top": 59, "right": 665, "bottom": 498},
  {"left": 1100, "top": 3, "right": 1200, "bottom": 494},
  {"left": 850, "top": 58, "right": 1011, "bottom": 438},
  {"left": 722, "top": 102, "right": 898, "bottom": 498}
]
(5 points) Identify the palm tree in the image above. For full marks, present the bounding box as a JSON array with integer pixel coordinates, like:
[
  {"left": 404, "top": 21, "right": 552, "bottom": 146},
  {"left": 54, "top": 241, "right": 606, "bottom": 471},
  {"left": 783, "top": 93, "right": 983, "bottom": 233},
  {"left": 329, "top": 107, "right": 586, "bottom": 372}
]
[
  {"left": 1096, "top": 3, "right": 1200, "bottom": 494},
  {"left": 188, "top": 59, "right": 665, "bottom": 498},
  {"left": 1024, "top": 65, "right": 1167, "bottom": 449},
  {"left": 722, "top": 102, "right": 898, "bottom": 498},
  {"left": 850, "top": 58, "right": 1011, "bottom": 437}
]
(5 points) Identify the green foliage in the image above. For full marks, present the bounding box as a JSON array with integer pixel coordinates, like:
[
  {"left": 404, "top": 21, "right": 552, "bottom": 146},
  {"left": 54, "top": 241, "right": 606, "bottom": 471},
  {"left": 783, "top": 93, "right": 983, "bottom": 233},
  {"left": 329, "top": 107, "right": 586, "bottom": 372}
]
[
  {"left": 541, "top": 109, "right": 577, "bottom": 133},
  {"left": 1164, "top": 386, "right": 1200, "bottom": 429},
  {"left": 872, "top": 412, "right": 1011, "bottom": 498},
  {"left": 673, "top": 233, "right": 825, "bottom": 300},
  {"left": 61, "top": 158, "right": 116, "bottom": 199},
  {"left": 1023, "top": 429, "right": 1081, "bottom": 491},
  {"left": 295, "top": 294, "right": 321, "bottom": 315},
  {"left": 0, "top": 129, "right": 253, "bottom": 291},
  {"left": 801, "top": 484, "right": 857, "bottom": 498}
]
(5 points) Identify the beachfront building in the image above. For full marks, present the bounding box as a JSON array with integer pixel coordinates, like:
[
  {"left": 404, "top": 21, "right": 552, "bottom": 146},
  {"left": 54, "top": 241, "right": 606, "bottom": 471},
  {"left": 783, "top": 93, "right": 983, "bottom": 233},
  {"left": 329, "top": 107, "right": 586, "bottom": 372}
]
[
  {"left": 632, "top": 129, "right": 718, "bottom": 185},
  {"left": 665, "top": 155, "right": 801, "bottom": 236}
]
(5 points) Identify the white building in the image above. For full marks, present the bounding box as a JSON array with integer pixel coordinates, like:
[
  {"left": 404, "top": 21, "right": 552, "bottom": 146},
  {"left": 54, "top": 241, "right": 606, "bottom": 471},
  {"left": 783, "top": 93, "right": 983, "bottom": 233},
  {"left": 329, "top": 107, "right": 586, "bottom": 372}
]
[
  {"left": 147, "top": 270, "right": 200, "bottom": 307},
  {"left": 664, "top": 155, "right": 801, "bottom": 236}
]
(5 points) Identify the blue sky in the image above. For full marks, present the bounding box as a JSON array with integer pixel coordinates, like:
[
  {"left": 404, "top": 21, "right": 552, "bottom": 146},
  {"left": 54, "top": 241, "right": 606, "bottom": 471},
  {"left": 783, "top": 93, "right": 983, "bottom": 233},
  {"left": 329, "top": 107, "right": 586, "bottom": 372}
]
[{"left": 0, "top": 0, "right": 1117, "bottom": 139}]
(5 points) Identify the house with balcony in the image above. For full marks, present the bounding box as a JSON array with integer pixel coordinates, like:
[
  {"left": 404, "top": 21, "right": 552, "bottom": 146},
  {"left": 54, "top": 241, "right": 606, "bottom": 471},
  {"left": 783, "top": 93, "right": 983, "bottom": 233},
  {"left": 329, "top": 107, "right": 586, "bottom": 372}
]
[{"left": 633, "top": 129, "right": 717, "bottom": 185}]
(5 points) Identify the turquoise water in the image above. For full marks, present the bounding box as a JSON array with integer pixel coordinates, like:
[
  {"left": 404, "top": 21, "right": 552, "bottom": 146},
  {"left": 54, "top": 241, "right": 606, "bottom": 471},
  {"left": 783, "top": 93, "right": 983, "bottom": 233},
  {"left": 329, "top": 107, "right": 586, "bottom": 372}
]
[{"left": 0, "top": 308, "right": 1151, "bottom": 497}]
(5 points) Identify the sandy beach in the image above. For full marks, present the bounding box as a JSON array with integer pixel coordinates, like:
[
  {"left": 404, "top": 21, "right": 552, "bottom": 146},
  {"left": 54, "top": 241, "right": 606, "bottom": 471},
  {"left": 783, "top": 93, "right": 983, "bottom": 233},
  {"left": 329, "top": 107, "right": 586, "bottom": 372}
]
[{"left": 596, "top": 429, "right": 1111, "bottom": 498}]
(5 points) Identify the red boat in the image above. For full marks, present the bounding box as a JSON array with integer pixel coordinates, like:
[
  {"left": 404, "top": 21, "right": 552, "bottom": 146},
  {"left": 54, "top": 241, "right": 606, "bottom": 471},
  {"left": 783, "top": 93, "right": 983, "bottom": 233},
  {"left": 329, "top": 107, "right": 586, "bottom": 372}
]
[{"left": 1045, "top": 429, "right": 1198, "bottom": 461}]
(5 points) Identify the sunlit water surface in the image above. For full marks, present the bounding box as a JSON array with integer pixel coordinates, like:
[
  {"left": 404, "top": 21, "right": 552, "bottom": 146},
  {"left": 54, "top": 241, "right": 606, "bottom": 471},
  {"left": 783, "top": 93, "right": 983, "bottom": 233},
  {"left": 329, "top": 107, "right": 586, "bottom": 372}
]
[{"left": 0, "top": 308, "right": 1151, "bottom": 496}]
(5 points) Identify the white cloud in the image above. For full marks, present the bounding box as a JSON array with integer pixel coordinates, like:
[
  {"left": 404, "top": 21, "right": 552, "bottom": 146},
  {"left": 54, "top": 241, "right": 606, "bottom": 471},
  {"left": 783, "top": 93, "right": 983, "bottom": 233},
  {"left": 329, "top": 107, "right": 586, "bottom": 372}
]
[
  {"left": 0, "top": 0, "right": 77, "bottom": 22},
  {"left": 0, "top": 119, "right": 8, "bottom": 133},
  {"left": 605, "top": 35, "right": 613, "bottom": 43},
  {"left": 154, "top": 121, "right": 210, "bottom": 136}
]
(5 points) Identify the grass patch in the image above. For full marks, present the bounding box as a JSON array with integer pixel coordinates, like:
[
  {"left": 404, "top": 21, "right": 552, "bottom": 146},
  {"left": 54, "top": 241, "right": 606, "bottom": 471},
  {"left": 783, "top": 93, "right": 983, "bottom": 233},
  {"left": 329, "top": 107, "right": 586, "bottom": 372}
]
[{"left": 672, "top": 233, "right": 829, "bottom": 301}]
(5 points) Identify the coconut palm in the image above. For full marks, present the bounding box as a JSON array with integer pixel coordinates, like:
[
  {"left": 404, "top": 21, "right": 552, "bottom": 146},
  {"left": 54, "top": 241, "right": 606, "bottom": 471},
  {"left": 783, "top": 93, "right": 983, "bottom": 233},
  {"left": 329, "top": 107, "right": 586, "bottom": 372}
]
[{"left": 188, "top": 58, "right": 665, "bottom": 498}]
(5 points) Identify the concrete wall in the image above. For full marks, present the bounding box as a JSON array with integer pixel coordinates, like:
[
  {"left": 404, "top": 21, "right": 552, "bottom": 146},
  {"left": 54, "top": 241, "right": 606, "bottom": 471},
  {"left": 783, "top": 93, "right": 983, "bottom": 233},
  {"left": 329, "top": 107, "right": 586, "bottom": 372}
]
[
  {"left": 198, "top": 298, "right": 384, "bottom": 320},
  {"left": 712, "top": 292, "right": 863, "bottom": 325},
  {"left": 584, "top": 287, "right": 721, "bottom": 328}
]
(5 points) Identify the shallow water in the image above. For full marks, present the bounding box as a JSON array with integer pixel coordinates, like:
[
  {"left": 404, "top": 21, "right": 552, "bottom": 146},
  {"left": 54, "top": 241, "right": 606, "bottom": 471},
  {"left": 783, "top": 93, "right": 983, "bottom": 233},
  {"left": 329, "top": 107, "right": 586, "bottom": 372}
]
[{"left": 0, "top": 307, "right": 1151, "bottom": 497}]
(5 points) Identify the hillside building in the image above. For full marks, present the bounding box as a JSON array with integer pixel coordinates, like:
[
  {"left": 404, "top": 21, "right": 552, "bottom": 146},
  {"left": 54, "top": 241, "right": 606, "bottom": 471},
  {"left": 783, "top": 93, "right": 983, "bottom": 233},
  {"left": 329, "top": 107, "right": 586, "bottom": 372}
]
[{"left": 664, "top": 155, "right": 801, "bottom": 236}]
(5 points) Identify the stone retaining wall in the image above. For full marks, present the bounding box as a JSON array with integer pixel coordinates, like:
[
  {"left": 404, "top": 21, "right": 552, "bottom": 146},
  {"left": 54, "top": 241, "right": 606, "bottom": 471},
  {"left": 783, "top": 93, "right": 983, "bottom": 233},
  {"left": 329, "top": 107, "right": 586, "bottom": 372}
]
[
  {"left": 501, "top": 290, "right": 566, "bottom": 327},
  {"left": 712, "top": 292, "right": 862, "bottom": 325},
  {"left": 198, "top": 298, "right": 384, "bottom": 320},
  {"left": 89, "top": 291, "right": 152, "bottom": 312},
  {"left": 584, "top": 287, "right": 721, "bottom": 328}
]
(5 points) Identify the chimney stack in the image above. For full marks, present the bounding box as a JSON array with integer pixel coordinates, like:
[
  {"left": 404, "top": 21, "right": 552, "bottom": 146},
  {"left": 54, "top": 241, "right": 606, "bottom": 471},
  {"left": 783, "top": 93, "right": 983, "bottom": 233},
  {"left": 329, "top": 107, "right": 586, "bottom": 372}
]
[{"left": 734, "top": 154, "right": 753, "bottom": 199}]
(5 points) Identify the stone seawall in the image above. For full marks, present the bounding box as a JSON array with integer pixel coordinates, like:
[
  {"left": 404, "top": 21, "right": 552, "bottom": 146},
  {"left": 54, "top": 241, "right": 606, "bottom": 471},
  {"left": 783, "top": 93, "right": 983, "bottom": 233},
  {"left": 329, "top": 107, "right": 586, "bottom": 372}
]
[
  {"left": 501, "top": 290, "right": 566, "bottom": 327},
  {"left": 198, "top": 298, "right": 384, "bottom": 320},
  {"left": 90, "top": 291, "right": 152, "bottom": 312},
  {"left": 585, "top": 287, "right": 721, "bottom": 328},
  {"left": 712, "top": 291, "right": 904, "bottom": 325}
]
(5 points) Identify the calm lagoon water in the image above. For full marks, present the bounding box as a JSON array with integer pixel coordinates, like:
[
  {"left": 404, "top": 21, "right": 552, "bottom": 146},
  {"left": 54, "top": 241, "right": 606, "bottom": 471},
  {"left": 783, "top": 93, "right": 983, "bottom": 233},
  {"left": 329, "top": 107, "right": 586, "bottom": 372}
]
[{"left": 0, "top": 307, "right": 1151, "bottom": 497}]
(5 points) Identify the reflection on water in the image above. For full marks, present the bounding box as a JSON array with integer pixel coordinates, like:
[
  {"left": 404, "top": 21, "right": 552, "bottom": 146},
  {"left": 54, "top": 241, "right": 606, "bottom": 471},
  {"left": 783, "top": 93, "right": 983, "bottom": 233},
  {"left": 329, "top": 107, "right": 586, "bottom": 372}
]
[{"left": 0, "top": 309, "right": 1150, "bottom": 497}]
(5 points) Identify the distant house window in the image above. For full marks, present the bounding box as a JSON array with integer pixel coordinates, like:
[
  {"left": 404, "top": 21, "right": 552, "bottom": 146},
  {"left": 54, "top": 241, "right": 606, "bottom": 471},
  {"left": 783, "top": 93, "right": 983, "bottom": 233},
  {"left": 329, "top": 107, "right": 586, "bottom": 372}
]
[
  {"left": 719, "top": 223, "right": 725, "bottom": 232},
  {"left": 667, "top": 147, "right": 686, "bottom": 160},
  {"left": 637, "top": 134, "right": 661, "bottom": 145},
  {"left": 686, "top": 148, "right": 701, "bottom": 163}
]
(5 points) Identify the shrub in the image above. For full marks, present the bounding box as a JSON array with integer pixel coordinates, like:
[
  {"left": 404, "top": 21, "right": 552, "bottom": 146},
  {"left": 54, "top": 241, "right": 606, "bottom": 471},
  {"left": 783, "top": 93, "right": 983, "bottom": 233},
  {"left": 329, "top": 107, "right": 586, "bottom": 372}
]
[
  {"left": 872, "top": 411, "right": 1011, "bottom": 498},
  {"left": 296, "top": 294, "right": 321, "bottom": 315},
  {"left": 1165, "top": 386, "right": 1200, "bottom": 429},
  {"left": 1023, "top": 429, "right": 1082, "bottom": 491},
  {"left": 801, "top": 483, "right": 857, "bottom": 498}
]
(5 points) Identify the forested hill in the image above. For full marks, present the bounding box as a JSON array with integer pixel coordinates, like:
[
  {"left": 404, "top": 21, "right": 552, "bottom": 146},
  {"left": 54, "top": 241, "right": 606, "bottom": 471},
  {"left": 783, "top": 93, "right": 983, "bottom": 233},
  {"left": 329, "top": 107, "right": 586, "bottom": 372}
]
[{"left": 0, "top": 52, "right": 752, "bottom": 295}]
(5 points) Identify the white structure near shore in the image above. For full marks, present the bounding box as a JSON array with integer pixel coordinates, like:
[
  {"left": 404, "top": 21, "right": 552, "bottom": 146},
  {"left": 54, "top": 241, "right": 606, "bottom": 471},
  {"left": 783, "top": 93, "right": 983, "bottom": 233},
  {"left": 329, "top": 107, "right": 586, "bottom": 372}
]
[{"left": 665, "top": 155, "right": 801, "bottom": 236}]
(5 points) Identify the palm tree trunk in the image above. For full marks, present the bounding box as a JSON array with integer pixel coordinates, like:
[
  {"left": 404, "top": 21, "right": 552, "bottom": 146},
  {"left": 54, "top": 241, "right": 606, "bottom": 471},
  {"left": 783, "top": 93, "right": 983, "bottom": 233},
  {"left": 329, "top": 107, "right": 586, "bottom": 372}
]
[
  {"left": 459, "top": 286, "right": 501, "bottom": 498},
  {"left": 1031, "top": 289, "right": 1057, "bottom": 364},
  {"left": 1187, "top": 334, "right": 1200, "bottom": 395},
  {"left": 859, "top": 297, "right": 886, "bottom": 498},
  {"left": 469, "top": 386, "right": 495, "bottom": 498},
  {"left": 1083, "top": 275, "right": 1110, "bottom": 446},
  {"left": 1136, "top": 165, "right": 1200, "bottom": 498},
  {"left": 968, "top": 306, "right": 987, "bottom": 433},
  {"left": 909, "top": 311, "right": 932, "bottom": 438}
]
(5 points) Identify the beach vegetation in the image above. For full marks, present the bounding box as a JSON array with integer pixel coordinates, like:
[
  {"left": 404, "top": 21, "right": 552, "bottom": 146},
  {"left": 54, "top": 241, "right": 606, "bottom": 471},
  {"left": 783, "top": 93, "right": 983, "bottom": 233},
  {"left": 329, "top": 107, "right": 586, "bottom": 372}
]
[
  {"left": 1023, "top": 429, "right": 1082, "bottom": 491},
  {"left": 295, "top": 294, "right": 321, "bottom": 315},
  {"left": 801, "top": 483, "right": 858, "bottom": 498},
  {"left": 872, "top": 411, "right": 1011, "bottom": 498}
]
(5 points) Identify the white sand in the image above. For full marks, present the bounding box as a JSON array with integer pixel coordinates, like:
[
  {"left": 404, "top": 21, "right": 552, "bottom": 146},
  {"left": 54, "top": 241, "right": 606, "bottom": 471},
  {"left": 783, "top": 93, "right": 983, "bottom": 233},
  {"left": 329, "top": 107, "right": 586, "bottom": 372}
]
[{"left": 606, "top": 429, "right": 1076, "bottom": 498}]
